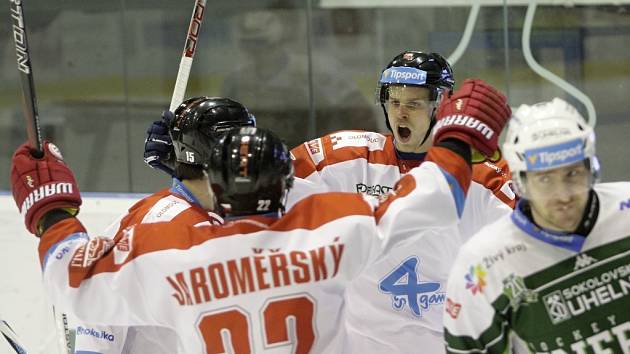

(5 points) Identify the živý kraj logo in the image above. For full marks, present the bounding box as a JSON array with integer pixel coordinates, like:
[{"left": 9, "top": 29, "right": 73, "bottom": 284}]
[
  {"left": 379, "top": 256, "right": 445, "bottom": 317},
  {"left": 465, "top": 264, "right": 487, "bottom": 295}
]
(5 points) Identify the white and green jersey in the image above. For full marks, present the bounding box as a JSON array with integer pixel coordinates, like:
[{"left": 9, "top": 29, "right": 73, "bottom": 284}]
[{"left": 444, "top": 182, "right": 630, "bottom": 354}]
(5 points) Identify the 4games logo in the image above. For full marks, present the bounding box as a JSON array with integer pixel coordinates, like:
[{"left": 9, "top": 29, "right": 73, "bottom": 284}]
[
  {"left": 379, "top": 256, "right": 446, "bottom": 317},
  {"left": 9, "top": 0, "right": 30, "bottom": 74}
]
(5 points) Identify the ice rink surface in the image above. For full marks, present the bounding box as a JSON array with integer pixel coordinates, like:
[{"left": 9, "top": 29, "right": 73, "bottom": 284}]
[{"left": 0, "top": 194, "right": 145, "bottom": 354}]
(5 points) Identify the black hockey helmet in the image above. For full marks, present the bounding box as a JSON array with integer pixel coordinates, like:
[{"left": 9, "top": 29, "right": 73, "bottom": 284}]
[
  {"left": 170, "top": 97, "right": 256, "bottom": 166},
  {"left": 207, "top": 127, "right": 294, "bottom": 216},
  {"left": 378, "top": 51, "right": 455, "bottom": 133}
]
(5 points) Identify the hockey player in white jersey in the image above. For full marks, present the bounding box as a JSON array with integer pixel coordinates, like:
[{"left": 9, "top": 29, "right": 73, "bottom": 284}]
[
  {"left": 342, "top": 78, "right": 513, "bottom": 353},
  {"left": 72, "top": 97, "right": 255, "bottom": 354},
  {"left": 290, "top": 54, "right": 514, "bottom": 352},
  {"left": 443, "top": 97, "right": 630, "bottom": 354},
  {"left": 291, "top": 50, "right": 514, "bottom": 205}
]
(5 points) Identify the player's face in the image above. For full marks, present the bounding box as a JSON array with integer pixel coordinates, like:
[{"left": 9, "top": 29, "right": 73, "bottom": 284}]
[
  {"left": 386, "top": 86, "right": 433, "bottom": 153},
  {"left": 525, "top": 161, "right": 591, "bottom": 232}
]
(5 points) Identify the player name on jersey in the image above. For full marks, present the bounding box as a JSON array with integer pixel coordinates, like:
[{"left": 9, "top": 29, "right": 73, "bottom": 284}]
[{"left": 166, "top": 241, "right": 345, "bottom": 306}]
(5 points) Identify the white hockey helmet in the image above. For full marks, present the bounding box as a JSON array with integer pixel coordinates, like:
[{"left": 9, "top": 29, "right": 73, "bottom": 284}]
[{"left": 502, "top": 97, "right": 599, "bottom": 197}]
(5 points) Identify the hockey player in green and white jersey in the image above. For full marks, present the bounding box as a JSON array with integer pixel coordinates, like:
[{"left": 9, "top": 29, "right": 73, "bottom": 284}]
[{"left": 443, "top": 97, "right": 630, "bottom": 354}]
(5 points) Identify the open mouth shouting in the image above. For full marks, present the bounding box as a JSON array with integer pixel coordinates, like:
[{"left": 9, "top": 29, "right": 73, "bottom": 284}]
[{"left": 397, "top": 125, "right": 412, "bottom": 143}]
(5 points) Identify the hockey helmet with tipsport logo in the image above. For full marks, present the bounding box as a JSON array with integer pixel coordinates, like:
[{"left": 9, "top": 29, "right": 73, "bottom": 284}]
[
  {"left": 207, "top": 127, "right": 294, "bottom": 216},
  {"left": 503, "top": 97, "right": 599, "bottom": 198},
  {"left": 377, "top": 51, "right": 455, "bottom": 133},
  {"left": 170, "top": 97, "right": 256, "bottom": 166}
]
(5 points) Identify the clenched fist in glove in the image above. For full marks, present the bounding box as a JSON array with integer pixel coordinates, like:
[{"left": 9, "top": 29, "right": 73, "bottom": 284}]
[
  {"left": 11, "top": 142, "right": 81, "bottom": 235},
  {"left": 433, "top": 78, "right": 512, "bottom": 157},
  {"left": 143, "top": 110, "right": 175, "bottom": 177}
]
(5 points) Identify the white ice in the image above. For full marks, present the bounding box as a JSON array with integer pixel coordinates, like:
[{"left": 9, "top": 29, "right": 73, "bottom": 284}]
[{"left": 0, "top": 194, "right": 144, "bottom": 354}]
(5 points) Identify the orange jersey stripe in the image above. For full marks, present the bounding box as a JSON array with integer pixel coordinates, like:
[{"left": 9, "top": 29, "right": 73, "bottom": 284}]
[
  {"left": 471, "top": 157, "right": 516, "bottom": 209},
  {"left": 292, "top": 132, "right": 399, "bottom": 178},
  {"left": 425, "top": 146, "right": 472, "bottom": 195},
  {"left": 43, "top": 193, "right": 373, "bottom": 287}
]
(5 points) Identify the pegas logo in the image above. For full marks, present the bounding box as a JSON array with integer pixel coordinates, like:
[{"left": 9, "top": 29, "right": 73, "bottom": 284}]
[
  {"left": 524, "top": 138, "right": 585, "bottom": 171},
  {"left": 356, "top": 183, "right": 393, "bottom": 196},
  {"left": 380, "top": 67, "right": 428, "bottom": 86}
]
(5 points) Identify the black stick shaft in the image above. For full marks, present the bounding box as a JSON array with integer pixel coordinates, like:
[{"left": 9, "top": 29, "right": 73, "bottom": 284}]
[{"left": 9, "top": 0, "right": 42, "bottom": 154}]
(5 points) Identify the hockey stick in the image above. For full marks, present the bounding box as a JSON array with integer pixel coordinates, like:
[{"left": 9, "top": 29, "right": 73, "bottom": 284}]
[
  {"left": 168, "top": 0, "right": 208, "bottom": 112},
  {"left": 0, "top": 318, "right": 28, "bottom": 354},
  {"left": 9, "top": 1, "right": 72, "bottom": 353},
  {"left": 9, "top": 0, "right": 42, "bottom": 154}
]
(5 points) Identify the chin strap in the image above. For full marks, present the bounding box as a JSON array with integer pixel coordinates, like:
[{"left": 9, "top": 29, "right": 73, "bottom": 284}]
[
  {"left": 573, "top": 190, "right": 599, "bottom": 236},
  {"left": 418, "top": 118, "right": 436, "bottom": 148}
]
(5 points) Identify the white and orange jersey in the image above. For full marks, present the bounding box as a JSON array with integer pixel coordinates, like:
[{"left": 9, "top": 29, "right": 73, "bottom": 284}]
[
  {"left": 291, "top": 131, "right": 416, "bottom": 196},
  {"left": 102, "top": 186, "right": 224, "bottom": 238},
  {"left": 38, "top": 147, "right": 470, "bottom": 354},
  {"left": 73, "top": 183, "right": 223, "bottom": 354},
  {"left": 346, "top": 161, "right": 514, "bottom": 354},
  {"left": 291, "top": 129, "right": 514, "bottom": 209},
  {"left": 292, "top": 131, "right": 517, "bottom": 353}
]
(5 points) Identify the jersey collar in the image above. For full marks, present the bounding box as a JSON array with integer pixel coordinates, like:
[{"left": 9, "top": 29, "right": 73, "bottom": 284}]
[
  {"left": 170, "top": 178, "right": 203, "bottom": 207},
  {"left": 394, "top": 147, "right": 427, "bottom": 161},
  {"left": 511, "top": 200, "right": 586, "bottom": 253}
]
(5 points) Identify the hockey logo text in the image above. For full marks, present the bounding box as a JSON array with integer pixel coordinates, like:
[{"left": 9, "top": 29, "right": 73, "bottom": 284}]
[
  {"left": 543, "top": 261, "right": 630, "bottom": 324},
  {"left": 167, "top": 240, "right": 344, "bottom": 306},
  {"left": 9, "top": 0, "right": 30, "bottom": 74},
  {"left": 330, "top": 132, "right": 385, "bottom": 151},
  {"left": 446, "top": 298, "right": 462, "bottom": 319},
  {"left": 380, "top": 67, "right": 428, "bottom": 85},
  {"left": 356, "top": 183, "right": 392, "bottom": 196},
  {"left": 76, "top": 326, "right": 115, "bottom": 342},
  {"left": 20, "top": 183, "right": 74, "bottom": 215},
  {"left": 70, "top": 237, "right": 114, "bottom": 269},
  {"left": 529, "top": 317, "right": 630, "bottom": 353},
  {"left": 184, "top": 0, "right": 205, "bottom": 57},
  {"left": 306, "top": 138, "right": 324, "bottom": 166},
  {"left": 524, "top": 138, "right": 584, "bottom": 171},
  {"left": 25, "top": 175, "right": 34, "bottom": 188},
  {"left": 482, "top": 243, "right": 527, "bottom": 270},
  {"left": 378, "top": 256, "right": 445, "bottom": 317},
  {"left": 434, "top": 115, "right": 495, "bottom": 140}
]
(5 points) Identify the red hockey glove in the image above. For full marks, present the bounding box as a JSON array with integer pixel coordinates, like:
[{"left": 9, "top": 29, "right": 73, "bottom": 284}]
[
  {"left": 433, "top": 78, "right": 512, "bottom": 157},
  {"left": 11, "top": 141, "right": 81, "bottom": 235}
]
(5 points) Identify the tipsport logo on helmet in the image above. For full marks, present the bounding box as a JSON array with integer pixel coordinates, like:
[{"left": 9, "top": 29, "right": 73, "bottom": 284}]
[
  {"left": 524, "top": 138, "right": 585, "bottom": 171},
  {"left": 380, "top": 67, "right": 428, "bottom": 86}
]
